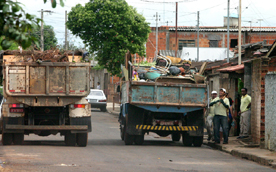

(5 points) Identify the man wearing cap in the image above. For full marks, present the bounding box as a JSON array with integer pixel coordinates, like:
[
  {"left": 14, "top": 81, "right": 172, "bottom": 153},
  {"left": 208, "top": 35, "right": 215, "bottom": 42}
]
[
  {"left": 206, "top": 91, "right": 218, "bottom": 141},
  {"left": 209, "top": 88, "right": 230, "bottom": 144},
  {"left": 237, "top": 88, "right": 251, "bottom": 139}
]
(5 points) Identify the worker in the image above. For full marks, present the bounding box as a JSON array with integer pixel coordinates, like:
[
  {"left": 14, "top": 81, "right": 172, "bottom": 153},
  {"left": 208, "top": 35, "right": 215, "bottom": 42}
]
[
  {"left": 237, "top": 88, "right": 251, "bottom": 139},
  {"left": 209, "top": 88, "right": 230, "bottom": 144},
  {"left": 206, "top": 91, "right": 218, "bottom": 141}
]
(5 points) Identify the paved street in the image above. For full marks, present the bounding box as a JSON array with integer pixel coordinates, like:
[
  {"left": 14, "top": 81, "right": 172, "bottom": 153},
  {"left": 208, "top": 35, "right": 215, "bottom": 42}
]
[{"left": 0, "top": 110, "right": 275, "bottom": 172}]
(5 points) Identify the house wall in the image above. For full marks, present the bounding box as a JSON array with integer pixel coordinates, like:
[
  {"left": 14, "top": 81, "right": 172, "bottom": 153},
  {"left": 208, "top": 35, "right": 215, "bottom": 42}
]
[
  {"left": 251, "top": 59, "right": 262, "bottom": 144},
  {"left": 146, "top": 26, "right": 276, "bottom": 61},
  {"left": 265, "top": 73, "right": 276, "bottom": 151}
]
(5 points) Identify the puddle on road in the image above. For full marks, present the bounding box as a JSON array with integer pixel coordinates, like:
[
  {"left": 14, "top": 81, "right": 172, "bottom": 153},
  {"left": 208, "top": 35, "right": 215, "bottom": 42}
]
[{"left": 52, "top": 163, "right": 77, "bottom": 167}]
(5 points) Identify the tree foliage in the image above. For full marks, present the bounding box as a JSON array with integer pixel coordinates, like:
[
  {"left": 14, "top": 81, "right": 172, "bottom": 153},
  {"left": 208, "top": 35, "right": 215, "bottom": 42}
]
[
  {"left": 0, "top": 0, "right": 64, "bottom": 50},
  {"left": 67, "top": 0, "right": 151, "bottom": 75},
  {"left": 31, "top": 25, "right": 58, "bottom": 50},
  {"left": 0, "top": 0, "right": 41, "bottom": 49}
]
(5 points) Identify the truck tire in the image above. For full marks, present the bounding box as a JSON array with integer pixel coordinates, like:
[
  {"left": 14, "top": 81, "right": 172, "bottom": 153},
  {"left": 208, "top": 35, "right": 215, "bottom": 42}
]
[
  {"left": 77, "top": 133, "right": 88, "bottom": 147},
  {"left": 120, "top": 126, "right": 125, "bottom": 141},
  {"left": 2, "top": 133, "right": 13, "bottom": 145},
  {"left": 13, "top": 133, "right": 24, "bottom": 145},
  {"left": 182, "top": 132, "right": 193, "bottom": 147},
  {"left": 193, "top": 136, "right": 203, "bottom": 147},
  {"left": 100, "top": 107, "right": 107, "bottom": 112},
  {"left": 171, "top": 133, "right": 181, "bottom": 142},
  {"left": 65, "top": 132, "right": 76, "bottom": 146},
  {"left": 134, "top": 135, "right": 144, "bottom": 145}
]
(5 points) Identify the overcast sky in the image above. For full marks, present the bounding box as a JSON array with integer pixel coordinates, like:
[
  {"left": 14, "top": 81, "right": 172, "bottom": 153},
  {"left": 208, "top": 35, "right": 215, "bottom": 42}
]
[{"left": 18, "top": 0, "right": 276, "bottom": 46}]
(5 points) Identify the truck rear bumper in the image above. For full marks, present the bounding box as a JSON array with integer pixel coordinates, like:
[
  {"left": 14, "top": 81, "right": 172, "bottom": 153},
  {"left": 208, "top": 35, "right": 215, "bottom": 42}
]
[
  {"left": 136, "top": 125, "right": 198, "bottom": 131},
  {"left": 5, "top": 125, "right": 88, "bottom": 131}
]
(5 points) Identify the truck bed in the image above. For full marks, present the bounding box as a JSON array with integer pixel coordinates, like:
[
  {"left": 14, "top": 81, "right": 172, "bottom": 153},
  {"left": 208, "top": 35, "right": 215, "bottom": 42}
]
[
  {"left": 4, "top": 62, "right": 90, "bottom": 97},
  {"left": 121, "top": 80, "right": 207, "bottom": 113}
]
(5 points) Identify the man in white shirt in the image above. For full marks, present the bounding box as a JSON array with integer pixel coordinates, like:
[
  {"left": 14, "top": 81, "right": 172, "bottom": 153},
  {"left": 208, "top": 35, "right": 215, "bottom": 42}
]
[{"left": 97, "top": 82, "right": 101, "bottom": 90}]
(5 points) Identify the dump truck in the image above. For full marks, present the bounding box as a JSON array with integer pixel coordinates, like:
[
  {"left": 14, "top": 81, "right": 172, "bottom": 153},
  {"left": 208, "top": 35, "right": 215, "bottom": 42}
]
[
  {"left": 118, "top": 55, "right": 207, "bottom": 146},
  {"left": 0, "top": 51, "right": 91, "bottom": 147}
]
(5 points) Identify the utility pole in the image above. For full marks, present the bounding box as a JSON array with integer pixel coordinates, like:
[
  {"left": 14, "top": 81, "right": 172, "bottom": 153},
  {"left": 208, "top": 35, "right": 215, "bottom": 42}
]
[
  {"left": 39, "top": 9, "right": 54, "bottom": 51},
  {"left": 238, "top": 0, "right": 242, "bottom": 65},
  {"left": 65, "top": 10, "right": 68, "bottom": 50},
  {"left": 154, "top": 12, "right": 160, "bottom": 59},
  {"left": 227, "top": 0, "right": 230, "bottom": 63},
  {"left": 258, "top": 19, "right": 263, "bottom": 41},
  {"left": 197, "top": 11, "right": 199, "bottom": 62},
  {"left": 41, "top": 9, "right": 44, "bottom": 52},
  {"left": 175, "top": 2, "right": 178, "bottom": 57}
]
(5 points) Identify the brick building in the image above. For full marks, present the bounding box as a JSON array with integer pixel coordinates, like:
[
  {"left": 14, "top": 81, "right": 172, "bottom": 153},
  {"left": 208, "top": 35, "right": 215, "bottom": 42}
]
[{"left": 146, "top": 26, "right": 276, "bottom": 61}]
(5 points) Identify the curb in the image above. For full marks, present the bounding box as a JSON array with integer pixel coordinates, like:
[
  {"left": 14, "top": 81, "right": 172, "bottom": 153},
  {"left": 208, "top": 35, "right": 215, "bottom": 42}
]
[
  {"left": 107, "top": 109, "right": 119, "bottom": 116},
  {"left": 203, "top": 141, "right": 275, "bottom": 168}
]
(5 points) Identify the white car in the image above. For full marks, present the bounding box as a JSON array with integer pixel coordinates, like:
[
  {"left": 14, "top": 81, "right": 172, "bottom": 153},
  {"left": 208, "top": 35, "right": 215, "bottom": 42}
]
[{"left": 86, "top": 89, "right": 107, "bottom": 112}]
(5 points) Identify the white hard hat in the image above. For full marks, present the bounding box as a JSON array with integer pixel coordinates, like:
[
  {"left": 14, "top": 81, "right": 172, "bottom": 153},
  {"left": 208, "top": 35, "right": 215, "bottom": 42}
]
[
  {"left": 211, "top": 91, "right": 217, "bottom": 94},
  {"left": 220, "top": 88, "right": 226, "bottom": 93}
]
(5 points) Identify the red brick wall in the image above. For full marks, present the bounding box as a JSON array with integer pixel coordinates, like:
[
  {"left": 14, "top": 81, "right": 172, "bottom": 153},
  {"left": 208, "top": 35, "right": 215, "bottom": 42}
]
[{"left": 146, "top": 26, "right": 276, "bottom": 61}]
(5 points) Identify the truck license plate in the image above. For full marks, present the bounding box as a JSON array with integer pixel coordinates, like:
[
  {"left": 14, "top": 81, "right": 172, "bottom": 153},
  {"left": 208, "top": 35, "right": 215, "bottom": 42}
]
[{"left": 160, "top": 121, "right": 174, "bottom": 126}]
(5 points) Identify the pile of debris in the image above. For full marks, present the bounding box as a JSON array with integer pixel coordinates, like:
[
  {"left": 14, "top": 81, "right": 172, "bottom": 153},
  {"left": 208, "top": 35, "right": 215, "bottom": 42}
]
[
  {"left": 132, "top": 55, "right": 206, "bottom": 84},
  {"left": 3, "top": 49, "right": 83, "bottom": 62}
]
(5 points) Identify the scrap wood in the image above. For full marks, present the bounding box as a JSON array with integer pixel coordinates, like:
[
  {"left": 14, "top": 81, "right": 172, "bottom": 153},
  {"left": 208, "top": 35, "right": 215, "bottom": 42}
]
[{"left": 5, "top": 48, "right": 73, "bottom": 62}]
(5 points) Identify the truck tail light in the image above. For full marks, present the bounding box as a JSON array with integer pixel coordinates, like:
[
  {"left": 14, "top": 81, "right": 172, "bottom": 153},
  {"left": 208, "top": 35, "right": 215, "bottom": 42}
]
[
  {"left": 156, "top": 120, "right": 160, "bottom": 124},
  {"left": 174, "top": 120, "right": 179, "bottom": 125},
  {"left": 99, "top": 100, "right": 106, "bottom": 102},
  {"left": 74, "top": 104, "right": 86, "bottom": 108},
  {"left": 9, "top": 104, "right": 24, "bottom": 108}
]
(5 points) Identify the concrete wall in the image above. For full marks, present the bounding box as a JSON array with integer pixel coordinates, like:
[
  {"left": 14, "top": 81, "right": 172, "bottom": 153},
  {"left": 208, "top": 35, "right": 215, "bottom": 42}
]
[
  {"left": 244, "top": 63, "right": 252, "bottom": 95},
  {"left": 251, "top": 59, "right": 262, "bottom": 144},
  {"left": 265, "top": 72, "right": 276, "bottom": 151},
  {"left": 91, "top": 68, "right": 108, "bottom": 90}
]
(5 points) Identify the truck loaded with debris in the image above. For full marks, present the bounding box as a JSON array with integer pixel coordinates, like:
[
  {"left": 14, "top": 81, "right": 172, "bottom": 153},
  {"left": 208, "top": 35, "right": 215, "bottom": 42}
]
[
  {"left": 119, "top": 54, "right": 207, "bottom": 146},
  {"left": 0, "top": 49, "right": 91, "bottom": 147}
]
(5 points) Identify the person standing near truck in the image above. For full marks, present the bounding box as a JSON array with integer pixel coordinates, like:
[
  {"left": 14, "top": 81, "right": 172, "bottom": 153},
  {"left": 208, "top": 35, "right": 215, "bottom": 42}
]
[
  {"left": 209, "top": 88, "right": 230, "bottom": 144},
  {"left": 206, "top": 91, "right": 218, "bottom": 141},
  {"left": 237, "top": 88, "right": 251, "bottom": 139}
]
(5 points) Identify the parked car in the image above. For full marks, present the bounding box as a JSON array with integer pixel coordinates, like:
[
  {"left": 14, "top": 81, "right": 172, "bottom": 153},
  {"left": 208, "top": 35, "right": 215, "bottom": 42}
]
[{"left": 86, "top": 89, "right": 107, "bottom": 112}]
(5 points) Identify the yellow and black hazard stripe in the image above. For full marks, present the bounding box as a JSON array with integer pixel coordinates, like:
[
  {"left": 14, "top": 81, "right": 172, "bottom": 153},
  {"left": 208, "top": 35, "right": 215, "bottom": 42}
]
[{"left": 136, "top": 125, "right": 198, "bottom": 131}]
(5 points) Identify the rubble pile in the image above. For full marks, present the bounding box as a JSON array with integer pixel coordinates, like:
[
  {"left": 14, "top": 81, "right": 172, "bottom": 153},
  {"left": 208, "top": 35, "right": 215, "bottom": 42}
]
[{"left": 3, "top": 49, "right": 83, "bottom": 62}]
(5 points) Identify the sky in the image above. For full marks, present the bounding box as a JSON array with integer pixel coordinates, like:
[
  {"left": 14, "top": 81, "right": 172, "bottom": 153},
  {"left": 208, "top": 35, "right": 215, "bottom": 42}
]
[{"left": 18, "top": 0, "right": 276, "bottom": 47}]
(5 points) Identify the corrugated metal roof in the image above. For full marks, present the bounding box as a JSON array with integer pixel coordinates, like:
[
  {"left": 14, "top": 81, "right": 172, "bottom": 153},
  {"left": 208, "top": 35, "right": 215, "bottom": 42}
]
[
  {"left": 169, "top": 27, "right": 276, "bottom": 32},
  {"left": 159, "top": 50, "right": 182, "bottom": 58},
  {"left": 217, "top": 64, "right": 244, "bottom": 72}
]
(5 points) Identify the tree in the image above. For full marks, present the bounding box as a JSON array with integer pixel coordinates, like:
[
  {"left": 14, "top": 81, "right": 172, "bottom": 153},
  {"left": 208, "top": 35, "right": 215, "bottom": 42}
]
[
  {"left": 67, "top": 0, "right": 151, "bottom": 75},
  {"left": 0, "top": 0, "right": 63, "bottom": 50},
  {"left": 31, "top": 25, "right": 58, "bottom": 50},
  {"left": 0, "top": 36, "right": 18, "bottom": 50}
]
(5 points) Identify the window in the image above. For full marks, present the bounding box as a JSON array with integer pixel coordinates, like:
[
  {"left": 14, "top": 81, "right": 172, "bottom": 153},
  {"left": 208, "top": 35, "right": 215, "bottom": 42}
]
[
  {"left": 178, "top": 40, "right": 195, "bottom": 50},
  {"left": 230, "top": 39, "right": 238, "bottom": 48},
  {"left": 209, "top": 40, "right": 219, "bottom": 47},
  {"left": 90, "top": 91, "right": 103, "bottom": 96}
]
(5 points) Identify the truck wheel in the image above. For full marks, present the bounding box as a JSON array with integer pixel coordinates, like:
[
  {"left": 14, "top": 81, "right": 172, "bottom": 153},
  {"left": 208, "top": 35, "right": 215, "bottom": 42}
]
[
  {"left": 120, "top": 126, "right": 125, "bottom": 141},
  {"left": 100, "top": 107, "right": 107, "bottom": 112},
  {"left": 77, "top": 133, "right": 88, "bottom": 147},
  {"left": 2, "top": 133, "right": 13, "bottom": 145},
  {"left": 65, "top": 132, "right": 76, "bottom": 146},
  {"left": 182, "top": 132, "right": 193, "bottom": 147},
  {"left": 13, "top": 133, "right": 24, "bottom": 145},
  {"left": 193, "top": 136, "right": 203, "bottom": 147},
  {"left": 171, "top": 133, "right": 181, "bottom": 142},
  {"left": 134, "top": 135, "right": 144, "bottom": 145}
]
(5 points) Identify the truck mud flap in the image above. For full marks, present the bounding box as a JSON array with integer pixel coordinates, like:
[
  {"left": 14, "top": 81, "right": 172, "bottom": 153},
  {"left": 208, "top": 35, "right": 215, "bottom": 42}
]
[
  {"left": 136, "top": 125, "right": 198, "bottom": 131},
  {"left": 5, "top": 125, "right": 88, "bottom": 131}
]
